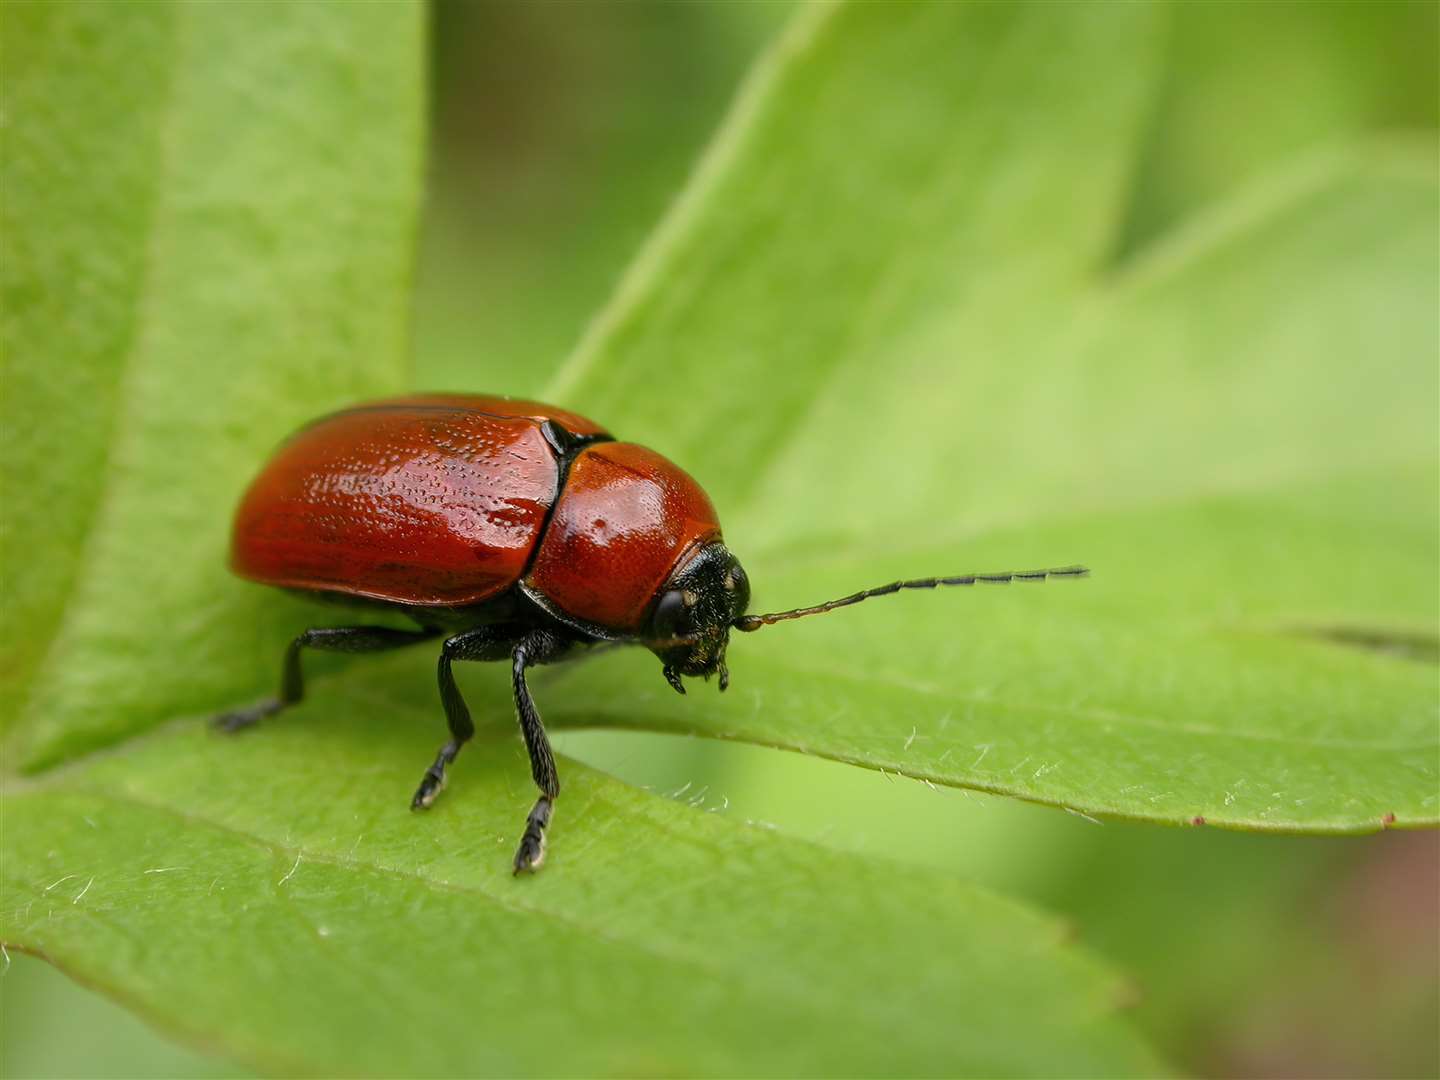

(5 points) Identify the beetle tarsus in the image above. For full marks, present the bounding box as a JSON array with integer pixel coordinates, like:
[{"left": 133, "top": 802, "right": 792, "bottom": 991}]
[
  {"left": 410, "top": 739, "right": 460, "bottom": 810},
  {"left": 513, "top": 796, "right": 552, "bottom": 874},
  {"left": 211, "top": 697, "right": 283, "bottom": 733},
  {"left": 409, "top": 767, "right": 446, "bottom": 810}
]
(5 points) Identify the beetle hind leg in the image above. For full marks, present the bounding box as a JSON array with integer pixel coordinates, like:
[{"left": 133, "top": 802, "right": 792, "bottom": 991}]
[{"left": 213, "top": 626, "right": 438, "bottom": 733}]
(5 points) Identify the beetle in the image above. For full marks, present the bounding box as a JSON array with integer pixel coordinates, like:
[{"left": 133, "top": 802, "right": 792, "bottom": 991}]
[{"left": 219, "top": 394, "right": 1087, "bottom": 873}]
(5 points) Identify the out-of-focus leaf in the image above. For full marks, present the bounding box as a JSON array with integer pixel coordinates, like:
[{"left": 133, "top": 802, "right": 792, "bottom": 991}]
[
  {"left": 0, "top": 954, "right": 252, "bottom": 1080},
  {"left": 1118, "top": 0, "right": 1438, "bottom": 252},
  {"left": 414, "top": 1, "right": 791, "bottom": 392}
]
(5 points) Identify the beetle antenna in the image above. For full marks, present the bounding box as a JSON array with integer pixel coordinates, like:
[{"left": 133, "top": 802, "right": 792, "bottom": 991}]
[{"left": 732, "top": 565, "right": 1090, "bottom": 631}]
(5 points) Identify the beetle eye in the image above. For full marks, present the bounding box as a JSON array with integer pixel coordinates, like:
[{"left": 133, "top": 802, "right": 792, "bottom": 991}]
[
  {"left": 728, "top": 563, "right": 750, "bottom": 611},
  {"left": 652, "top": 589, "right": 692, "bottom": 639}
]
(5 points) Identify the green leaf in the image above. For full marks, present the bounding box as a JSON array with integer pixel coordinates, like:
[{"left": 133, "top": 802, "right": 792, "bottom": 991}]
[
  {"left": 1, "top": 3, "right": 1167, "bottom": 1076},
  {"left": 557, "top": 732, "right": 1440, "bottom": 1075},
  {"left": 1, "top": 0, "right": 426, "bottom": 767}
]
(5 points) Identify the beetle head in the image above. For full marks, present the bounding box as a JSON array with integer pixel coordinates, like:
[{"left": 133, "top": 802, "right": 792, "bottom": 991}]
[{"left": 645, "top": 541, "right": 750, "bottom": 694}]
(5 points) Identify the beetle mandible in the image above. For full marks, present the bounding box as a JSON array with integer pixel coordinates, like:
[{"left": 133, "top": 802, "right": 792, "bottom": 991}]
[{"left": 219, "top": 394, "right": 1087, "bottom": 873}]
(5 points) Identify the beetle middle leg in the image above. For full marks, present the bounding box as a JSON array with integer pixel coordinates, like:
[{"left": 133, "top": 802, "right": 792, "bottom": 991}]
[
  {"left": 415, "top": 625, "right": 570, "bottom": 874},
  {"left": 410, "top": 623, "right": 525, "bottom": 811},
  {"left": 213, "top": 626, "right": 439, "bottom": 732}
]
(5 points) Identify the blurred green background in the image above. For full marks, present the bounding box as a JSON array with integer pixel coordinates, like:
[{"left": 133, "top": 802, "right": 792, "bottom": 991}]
[{"left": 3, "top": 2, "right": 1436, "bottom": 1077}]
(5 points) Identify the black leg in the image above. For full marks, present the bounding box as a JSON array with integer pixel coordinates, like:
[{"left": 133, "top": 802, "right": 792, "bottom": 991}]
[
  {"left": 410, "top": 625, "right": 571, "bottom": 872},
  {"left": 510, "top": 630, "right": 569, "bottom": 874},
  {"left": 410, "top": 623, "right": 525, "bottom": 810},
  {"left": 213, "top": 625, "right": 438, "bottom": 732}
]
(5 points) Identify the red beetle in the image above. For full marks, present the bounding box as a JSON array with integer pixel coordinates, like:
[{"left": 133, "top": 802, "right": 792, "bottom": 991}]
[{"left": 222, "top": 394, "right": 1086, "bottom": 872}]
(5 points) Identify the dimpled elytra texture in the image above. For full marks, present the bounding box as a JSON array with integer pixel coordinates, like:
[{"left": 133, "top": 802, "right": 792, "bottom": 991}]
[
  {"left": 231, "top": 396, "right": 608, "bottom": 606},
  {"left": 525, "top": 442, "right": 722, "bottom": 632}
]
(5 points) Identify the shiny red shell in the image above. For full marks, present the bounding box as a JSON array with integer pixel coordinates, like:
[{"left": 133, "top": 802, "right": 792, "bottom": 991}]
[
  {"left": 230, "top": 394, "right": 721, "bottom": 633},
  {"left": 525, "top": 441, "right": 723, "bottom": 631}
]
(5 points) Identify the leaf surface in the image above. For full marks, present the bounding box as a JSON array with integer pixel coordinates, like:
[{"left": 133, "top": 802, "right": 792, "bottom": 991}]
[{"left": 3, "top": 683, "right": 1164, "bottom": 1078}]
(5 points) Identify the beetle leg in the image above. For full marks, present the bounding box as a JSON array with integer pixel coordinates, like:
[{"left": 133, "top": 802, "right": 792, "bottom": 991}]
[
  {"left": 213, "top": 626, "right": 438, "bottom": 733},
  {"left": 411, "top": 625, "right": 572, "bottom": 873},
  {"left": 510, "top": 629, "right": 570, "bottom": 874},
  {"left": 412, "top": 624, "right": 525, "bottom": 810}
]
